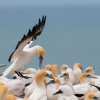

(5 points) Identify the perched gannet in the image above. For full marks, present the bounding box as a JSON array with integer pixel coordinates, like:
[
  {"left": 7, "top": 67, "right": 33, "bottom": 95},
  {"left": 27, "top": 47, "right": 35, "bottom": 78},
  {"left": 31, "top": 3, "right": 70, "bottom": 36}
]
[
  {"left": 44, "top": 64, "right": 51, "bottom": 71},
  {"left": 51, "top": 64, "right": 58, "bottom": 78},
  {"left": 60, "top": 72, "right": 75, "bottom": 93},
  {"left": 44, "top": 64, "right": 52, "bottom": 82},
  {"left": 90, "top": 84, "right": 100, "bottom": 98},
  {"left": 29, "top": 70, "right": 54, "bottom": 100},
  {"left": 46, "top": 78, "right": 61, "bottom": 100},
  {"left": 73, "top": 63, "right": 83, "bottom": 85},
  {"left": 85, "top": 66, "right": 95, "bottom": 75},
  {"left": 74, "top": 73, "right": 97, "bottom": 100},
  {"left": 5, "top": 79, "right": 25, "bottom": 97},
  {"left": 24, "top": 81, "right": 36, "bottom": 98},
  {"left": 0, "top": 85, "right": 8, "bottom": 100},
  {"left": 60, "top": 64, "right": 75, "bottom": 85},
  {"left": 2, "top": 16, "right": 46, "bottom": 79},
  {"left": 24, "top": 78, "right": 47, "bottom": 98},
  {"left": 6, "top": 94, "right": 16, "bottom": 100},
  {"left": 85, "top": 92, "right": 100, "bottom": 100},
  {"left": 44, "top": 64, "right": 52, "bottom": 74},
  {"left": 53, "top": 85, "right": 78, "bottom": 100}
]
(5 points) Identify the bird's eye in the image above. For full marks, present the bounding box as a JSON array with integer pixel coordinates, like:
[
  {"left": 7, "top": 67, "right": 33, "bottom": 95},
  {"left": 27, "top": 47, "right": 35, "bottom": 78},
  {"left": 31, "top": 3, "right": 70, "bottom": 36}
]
[
  {"left": 86, "top": 74, "right": 91, "bottom": 77},
  {"left": 64, "top": 73, "right": 67, "bottom": 76},
  {"left": 64, "top": 67, "right": 67, "bottom": 69}
]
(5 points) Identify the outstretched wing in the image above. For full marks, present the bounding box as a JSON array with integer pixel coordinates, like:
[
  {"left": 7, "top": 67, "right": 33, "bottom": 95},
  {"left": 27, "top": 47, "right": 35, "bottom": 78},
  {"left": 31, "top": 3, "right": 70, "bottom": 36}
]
[{"left": 8, "top": 16, "right": 46, "bottom": 62}]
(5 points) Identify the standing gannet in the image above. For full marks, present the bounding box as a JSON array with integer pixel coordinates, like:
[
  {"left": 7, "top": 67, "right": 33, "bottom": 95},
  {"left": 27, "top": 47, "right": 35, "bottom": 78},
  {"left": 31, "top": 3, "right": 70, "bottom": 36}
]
[
  {"left": 44, "top": 64, "right": 52, "bottom": 83},
  {"left": 85, "top": 66, "right": 95, "bottom": 75},
  {"left": 24, "top": 77, "right": 47, "bottom": 98},
  {"left": 90, "top": 84, "right": 100, "bottom": 98},
  {"left": 51, "top": 64, "right": 58, "bottom": 78},
  {"left": 85, "top": 92, "right": 100, "bottom": 100},
  {"left": 73, "top": 63, "right": 83, "bottom": 85},
  {"left": 60, "top": 72, "right": 75, "bottom": 93},
  {"left": 53, "top": 85, "right": 78, "bottom": 100},
  {"left": 74, "top": 73, "right": 97, "bottom": 100},
  {"left": 44, "top": 64, "right": 52, "bottom": 74},
  {"left": 29, "top": 70, "right": 54, "bottom": 100},
  {"left": 0, "top": 85, "right": 8, "bottom": 100},
  {"left": 45, "top": 78, "right": 61, "bottom": 100},
  {"left": 60, "top": 64, "right": 75, "bottom": 85},
  {"left": 5, "top": 79, "right": 25, "bottom": 97},
  {"left": 2, "top": 16, "right": 46, "bottom": 79}
]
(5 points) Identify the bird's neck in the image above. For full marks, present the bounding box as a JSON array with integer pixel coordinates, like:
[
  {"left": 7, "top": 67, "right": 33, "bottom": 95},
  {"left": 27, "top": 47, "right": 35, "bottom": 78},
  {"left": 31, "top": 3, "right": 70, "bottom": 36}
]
[
  {"left": 35, "top": 76, "right": 45, "bottom": 87},
  {"left": 28, "top": 47, "right": 38, "bottom": 57}
]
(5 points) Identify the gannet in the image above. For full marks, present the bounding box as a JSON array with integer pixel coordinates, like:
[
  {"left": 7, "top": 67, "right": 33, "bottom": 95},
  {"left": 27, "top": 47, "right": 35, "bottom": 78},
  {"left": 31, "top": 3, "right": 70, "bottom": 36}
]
[
  {"left": 53, "top": 85, "right": 78, "bottom": 100},
  {"left": 74, "top": 73, "right": 97, "bottom": 100},
  {"left": 51, "top": 64, "right": 58, "bottom": 78},
  {"left": 60, "top": 72, "right": 75, "bottom": 93},
  {"left": 5, "top": 79, "right": 25, "bottom": 97},
  {"left": 44, "top": 64, "right": 52, "bottom": 75},
  {"left": 85, "top": 66, "right": 95, "bottom": 75},
  {"left": 46, "top": 78, "right": 61, "bottom": 100},
  {"left": 73, "top": 63, "right": 83, "bottom": 85},
  {"left": 85, "top": 92, "right": 100, "bottom": 100},
  {"left": 29, "top": 70, "right": 54, "bottom": 100},
  {"left": 60, "top": 64, "right": 75, "bottom": 84},
  {"left": 24, "top": 77, "right": 47, "bottom": 98},
  {"left": 44, "top": 64, "right": 52, "bottom": 82},
  {"left": 2, "top": 16, "right": 46, "bottom": 79}
]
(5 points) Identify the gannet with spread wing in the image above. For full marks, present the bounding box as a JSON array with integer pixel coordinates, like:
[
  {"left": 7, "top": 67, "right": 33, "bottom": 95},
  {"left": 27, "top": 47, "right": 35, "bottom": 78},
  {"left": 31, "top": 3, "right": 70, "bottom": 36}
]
[{"left": 2, "top": 16, "right": 46, "bottom": 79}]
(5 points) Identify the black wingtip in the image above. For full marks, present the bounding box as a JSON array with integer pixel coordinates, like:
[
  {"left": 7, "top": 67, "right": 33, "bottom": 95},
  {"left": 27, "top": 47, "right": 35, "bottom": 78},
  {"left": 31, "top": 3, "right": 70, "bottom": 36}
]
[{"left": 8, "top": 15, "right": 46, "bottom": 62}]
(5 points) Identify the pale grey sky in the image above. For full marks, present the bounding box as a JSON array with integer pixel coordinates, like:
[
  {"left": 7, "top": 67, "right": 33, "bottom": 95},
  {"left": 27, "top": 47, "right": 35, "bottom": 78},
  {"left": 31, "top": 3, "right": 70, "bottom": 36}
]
[{"left": 0, "top": 0, "right": 100, "bottom": 7}]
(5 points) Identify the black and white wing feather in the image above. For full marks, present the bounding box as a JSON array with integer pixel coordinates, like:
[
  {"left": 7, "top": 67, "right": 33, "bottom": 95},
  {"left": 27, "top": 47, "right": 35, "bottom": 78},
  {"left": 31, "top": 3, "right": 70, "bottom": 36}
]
[{"left": 8, "top": 16, "right": 46, "bottom": 62}]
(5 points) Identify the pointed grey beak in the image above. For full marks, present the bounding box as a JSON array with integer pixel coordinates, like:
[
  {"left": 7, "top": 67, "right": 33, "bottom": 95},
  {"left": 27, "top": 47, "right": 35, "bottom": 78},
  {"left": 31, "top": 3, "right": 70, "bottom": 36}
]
[
  {"left": 45, "top": 74, "right": 54, "bottom": 79},
  {"left": 45, "top": 80, "right": 56, "bottom": 85},
  {"left": 0, "top": 64, "right": 6, "bottom": 68},
  {"left": 93, "top": 96, "right": 100, "bottom": 100},
  {"left": 87, "top": 74, "right": 98, "bottom": 79},
  {"left": 53, "top": 90, "right": 63, "bottom": 95},
  {"left": 39, "top": 55, "right": 43, "bottom": 69},
  {"left": 60, "top": 73, "right": 66, "bottom": 78}
]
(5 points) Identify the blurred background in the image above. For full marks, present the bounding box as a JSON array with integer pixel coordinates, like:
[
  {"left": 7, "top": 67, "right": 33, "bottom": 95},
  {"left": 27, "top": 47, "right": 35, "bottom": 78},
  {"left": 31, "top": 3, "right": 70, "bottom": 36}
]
[{"left": 0, "top": 0, "right": 100, "bottom": 74}]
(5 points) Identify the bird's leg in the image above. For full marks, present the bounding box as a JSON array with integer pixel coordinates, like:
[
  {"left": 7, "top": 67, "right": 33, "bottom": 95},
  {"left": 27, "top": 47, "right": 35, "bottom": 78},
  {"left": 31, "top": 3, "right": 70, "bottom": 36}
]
[
  {"left": 19, "top": 71, "right": 30, "bottom": 79},
  {"left": 15, "top": 71, "right": 21, "bottom": 77}
]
